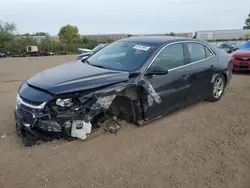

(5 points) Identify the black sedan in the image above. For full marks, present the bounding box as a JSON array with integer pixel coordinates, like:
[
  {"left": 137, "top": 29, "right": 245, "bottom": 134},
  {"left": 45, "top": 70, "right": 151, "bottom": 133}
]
[{"left": 15, "top": 36, "right": 232, "bottom": 146}]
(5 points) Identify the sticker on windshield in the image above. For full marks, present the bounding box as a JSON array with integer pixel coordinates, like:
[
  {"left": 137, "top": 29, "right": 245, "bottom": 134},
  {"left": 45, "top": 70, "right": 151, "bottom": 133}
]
[{"left": 133, "top": 45, "right": 150, "bottom": 51}]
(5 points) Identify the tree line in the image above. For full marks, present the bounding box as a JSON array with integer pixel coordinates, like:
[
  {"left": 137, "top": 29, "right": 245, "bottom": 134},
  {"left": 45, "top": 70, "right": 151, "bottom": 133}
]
[
  {"left": 0, "top": 23, "right": 107, "bottom": 56},
  {"left": 1, "top": 13, "right": 249, "bottom": 56}
]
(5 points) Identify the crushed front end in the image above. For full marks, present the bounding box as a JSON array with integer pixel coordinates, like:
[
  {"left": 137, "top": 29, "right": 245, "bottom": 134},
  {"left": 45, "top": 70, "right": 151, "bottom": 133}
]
[
  {"left": 14, "top": 82, "right": 126, "bottom": 146},
  {"left": 14, "top": 76, "right": 161, "bottom": 147}
]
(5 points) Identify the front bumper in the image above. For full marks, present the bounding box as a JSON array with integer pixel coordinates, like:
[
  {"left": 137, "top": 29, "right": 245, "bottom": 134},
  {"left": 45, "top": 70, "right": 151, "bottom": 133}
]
[
  {"left": 14, "top": 105, "right": 72, "bottom": 146},
  {"left": 232, "top": 59, "right": 250, "bottom": 71},
  {"left": 14, "top": 82, "right": 134, "bottom": 146}
]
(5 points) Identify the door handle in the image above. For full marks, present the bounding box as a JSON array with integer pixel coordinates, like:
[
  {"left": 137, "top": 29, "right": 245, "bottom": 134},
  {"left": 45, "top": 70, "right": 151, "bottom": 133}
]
[
  {"left": 181, "top": 75, "right": 188, "bottom": 80},
  {"left": 210, "top": 65, "right": 215, "bottom": 70}
]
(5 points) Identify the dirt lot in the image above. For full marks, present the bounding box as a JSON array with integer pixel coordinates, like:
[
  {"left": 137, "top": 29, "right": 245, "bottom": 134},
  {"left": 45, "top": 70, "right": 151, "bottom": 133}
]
[{"left": 0, "top": 56, "right": 250, "bottom": 188}]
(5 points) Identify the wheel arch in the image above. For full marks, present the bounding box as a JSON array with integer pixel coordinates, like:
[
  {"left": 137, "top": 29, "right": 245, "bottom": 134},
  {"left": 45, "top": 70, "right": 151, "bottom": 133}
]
[{"left": 108, "top": 85, "right": 145, "bottom": 124}]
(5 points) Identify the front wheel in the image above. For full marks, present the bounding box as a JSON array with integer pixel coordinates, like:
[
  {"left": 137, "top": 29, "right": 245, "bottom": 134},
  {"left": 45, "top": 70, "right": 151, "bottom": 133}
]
[{"left": 206, "top": 74, "right": 225, "bottom": 102}]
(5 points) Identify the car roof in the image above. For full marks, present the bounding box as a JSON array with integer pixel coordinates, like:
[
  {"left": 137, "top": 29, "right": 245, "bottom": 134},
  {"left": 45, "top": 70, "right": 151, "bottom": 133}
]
[{"left": 119, "top": 36, "right": 195, "bottom": 45}]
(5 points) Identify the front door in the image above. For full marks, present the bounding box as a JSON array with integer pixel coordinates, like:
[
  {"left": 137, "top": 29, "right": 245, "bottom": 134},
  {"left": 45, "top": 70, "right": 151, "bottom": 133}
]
[{"left": 143, "top": 43, "right": 190, "bottom": 120}]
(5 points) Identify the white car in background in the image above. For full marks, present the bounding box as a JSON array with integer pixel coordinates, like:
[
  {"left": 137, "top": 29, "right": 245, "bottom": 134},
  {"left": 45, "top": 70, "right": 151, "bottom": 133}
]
[
  {"left": 0, "top": 51, "right": 6, "bottom": 58},
  {"left": 76, "top": 43, "right": 109, "bottom": 61},
  {"left": 78, "top": 48, "right": 92, "bottom": 54}
]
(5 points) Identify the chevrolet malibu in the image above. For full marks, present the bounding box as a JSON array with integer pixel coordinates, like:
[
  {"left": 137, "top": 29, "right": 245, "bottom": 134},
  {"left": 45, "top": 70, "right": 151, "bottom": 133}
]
[{"left": 15, "top": 36, "right": 232, "bottom": 146}]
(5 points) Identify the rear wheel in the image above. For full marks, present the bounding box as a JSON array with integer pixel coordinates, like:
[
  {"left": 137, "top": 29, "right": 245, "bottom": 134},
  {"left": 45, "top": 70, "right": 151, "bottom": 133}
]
[{"left": 206, "top": 74, "right": 225, "bottom": 102}]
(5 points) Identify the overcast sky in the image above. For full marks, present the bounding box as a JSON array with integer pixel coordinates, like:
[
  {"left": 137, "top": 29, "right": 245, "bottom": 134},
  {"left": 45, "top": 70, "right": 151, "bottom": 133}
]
[{"left": 1, "top": 0, "right": 250, "bottom": 35}]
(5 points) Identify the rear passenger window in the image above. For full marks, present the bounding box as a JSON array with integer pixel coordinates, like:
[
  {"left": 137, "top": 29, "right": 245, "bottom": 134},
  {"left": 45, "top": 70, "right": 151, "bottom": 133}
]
[
  {"left": 186, "top": 43, "right": 206, "bottom": 62},
  {"left": 205, "top": 47, "right": 213, "bottom": 57}
]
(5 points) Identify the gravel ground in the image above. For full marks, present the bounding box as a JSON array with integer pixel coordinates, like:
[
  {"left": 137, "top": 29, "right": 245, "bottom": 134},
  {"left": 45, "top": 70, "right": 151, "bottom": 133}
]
[{"left": 0, "top": 56, "right": 250, "bottom": 188}]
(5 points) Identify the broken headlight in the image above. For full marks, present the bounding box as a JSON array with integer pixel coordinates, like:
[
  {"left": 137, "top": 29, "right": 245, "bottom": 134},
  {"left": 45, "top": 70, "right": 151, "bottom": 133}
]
[
  {"left": 56, "top": 98, "right": 73, "bottom": 108},
  {"left": 16, "top": 94, "right": 22, "bottom": 109}
]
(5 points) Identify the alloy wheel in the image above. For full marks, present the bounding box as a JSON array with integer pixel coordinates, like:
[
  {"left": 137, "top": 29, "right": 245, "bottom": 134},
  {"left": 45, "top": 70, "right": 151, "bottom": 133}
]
[{"left": 213, "top": 77, "right": 224, "bottom": 99}]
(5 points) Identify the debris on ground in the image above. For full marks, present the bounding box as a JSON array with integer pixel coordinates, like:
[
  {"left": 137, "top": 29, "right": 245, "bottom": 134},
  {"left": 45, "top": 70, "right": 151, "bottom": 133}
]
[
  {"left": 1, "top": 134, "right": 6, "bottom": 139},
  {"left": 71, "top": 121, "right": 92, "bottom": 140},
  {"left": 99, "top": 117, "right": 121, "bottom": 134}
]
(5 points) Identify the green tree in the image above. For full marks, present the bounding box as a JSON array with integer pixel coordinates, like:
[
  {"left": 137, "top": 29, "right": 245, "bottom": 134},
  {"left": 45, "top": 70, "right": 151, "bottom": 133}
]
[
  {"left": 165, "top": 32, "right": 176, "bottom": 36},
  {"left": 81, "top": 36, "right": 89, "bottom": 43},
  {"left": 9, "top": 36, "right": 37, "bottom": 56},
  {"left": 243, "top": 13, "right": 250, "bottom": 29},
  {"left": 58, "top": 24, "right": 81, "bottom": 44},
  {"left": 22, "top": 33, "right": 30, "bottom": 36},
  {"left": 22, "top": 32, "right": 47, "bottom": 36},
  {"left": 125, "top": 34, "right": 132, "bottom": 38},
  {"left": 34, "top": 32, "right": 47, "bottom": 36},
  {"left": 0, "top": 21, "right": 16, "bottom": 51},
  {"left": 39, "top": 34, "right": 60, "bottom": 53},
  {"left": 40, "top": 35, "right": 51, "bottom": 52}
]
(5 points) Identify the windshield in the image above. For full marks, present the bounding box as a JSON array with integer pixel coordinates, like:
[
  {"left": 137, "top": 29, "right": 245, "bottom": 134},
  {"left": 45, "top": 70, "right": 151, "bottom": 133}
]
[
  {"left": 239, "top": 41, "right": 250, "bottom": 50},
  {"left": 87, "top": 41, "right": 157, "bottom": 71}
]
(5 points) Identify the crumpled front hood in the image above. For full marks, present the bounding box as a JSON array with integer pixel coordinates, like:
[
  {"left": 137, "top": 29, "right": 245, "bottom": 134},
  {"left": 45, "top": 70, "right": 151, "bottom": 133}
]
[{"left": 27, "top": 61, "right": 129, "bottom": 94}]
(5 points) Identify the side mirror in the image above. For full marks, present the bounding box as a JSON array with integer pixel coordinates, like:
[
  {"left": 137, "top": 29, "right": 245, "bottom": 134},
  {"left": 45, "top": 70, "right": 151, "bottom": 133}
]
[
  {"left": 81, "top": 56, "right": 89, "bottom": 63},
  {"left": 146, "top": 66, "right": 168, "bottom": 76}
]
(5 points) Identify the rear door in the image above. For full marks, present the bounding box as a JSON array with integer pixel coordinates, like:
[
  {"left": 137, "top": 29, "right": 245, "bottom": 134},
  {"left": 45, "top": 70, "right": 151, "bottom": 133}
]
[
  {"left": 183, "top": 42, "right": 216, "bottom": 102},
  {"left": 143, "top": 43, "right": 191, "bottom": 120}
]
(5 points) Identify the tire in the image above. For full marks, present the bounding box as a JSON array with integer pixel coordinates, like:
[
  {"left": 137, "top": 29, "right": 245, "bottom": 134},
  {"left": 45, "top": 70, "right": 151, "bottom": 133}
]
[
  {"left": 21, "top": 130, "right": 37, "bottom": 147},
  {"left": 206, "top": 74, "right": 226, "bottom": 102},
  {"left": 22, "top": 137, "right": 36, "bottom": 147},
  {"left": 16, "top": 123, "right": 22, "bottom": 137}
]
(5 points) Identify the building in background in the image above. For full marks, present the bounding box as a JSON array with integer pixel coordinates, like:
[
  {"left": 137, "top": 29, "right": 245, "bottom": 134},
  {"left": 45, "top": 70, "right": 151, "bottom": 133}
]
[
  {"left": 175, "top": 32, "right": 193, "bottom": 38},
  {"left": 196, "top": 29, "right": 250, "bottom": 41},
  {"left": 51, "top": 35, "right": 60, "bottom": 42},
  {"left": 28, "top": 36, "right": 46, "bottom": 43},
  {"left": 82, "top": 32, "right": 193, "bottom": 41},
  {"left": 134, "top": 32, "right": 193, "bottom": 38},
  {"left": 82, "top": 34, "right": 127, "bottom": 41},
  {"left": 26, "top": 35, "right": 60, "bottom": 42},
  {"left": 27, "top": 32, "right": 193, "bottom": 43}
]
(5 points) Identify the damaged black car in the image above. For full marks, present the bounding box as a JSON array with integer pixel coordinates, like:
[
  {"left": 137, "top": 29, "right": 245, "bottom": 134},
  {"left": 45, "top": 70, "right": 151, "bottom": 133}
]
[{"left": 14, "top": 36, "right": 232, "bottom": 146}]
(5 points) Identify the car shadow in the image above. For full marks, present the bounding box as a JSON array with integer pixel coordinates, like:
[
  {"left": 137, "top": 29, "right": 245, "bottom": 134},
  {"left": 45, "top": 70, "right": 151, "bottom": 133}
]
[{"left": 232, "top": 71, "right": 250, "bottom": 76}]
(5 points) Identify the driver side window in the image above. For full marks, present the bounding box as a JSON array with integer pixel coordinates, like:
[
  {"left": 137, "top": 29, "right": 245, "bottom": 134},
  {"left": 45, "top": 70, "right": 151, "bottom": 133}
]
[{"left": 151, "top": 43, "right": 185, "bottom": 70}]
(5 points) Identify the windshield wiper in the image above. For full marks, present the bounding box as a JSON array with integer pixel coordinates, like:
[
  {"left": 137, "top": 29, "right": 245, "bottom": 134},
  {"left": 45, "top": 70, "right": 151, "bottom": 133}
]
[
  {"left": 85, "top": 60, "right": 108, "bottom": 69},
  {"left": 90, "top": 64, "right": 107, "bottom": 69}
]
